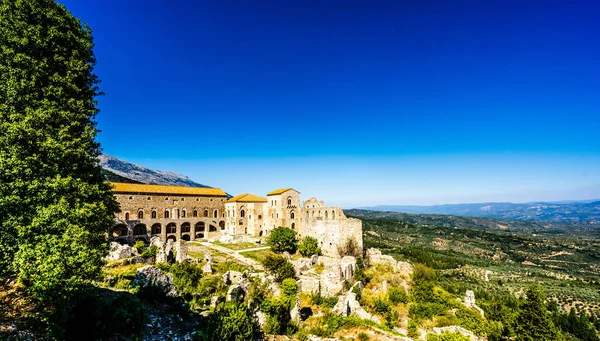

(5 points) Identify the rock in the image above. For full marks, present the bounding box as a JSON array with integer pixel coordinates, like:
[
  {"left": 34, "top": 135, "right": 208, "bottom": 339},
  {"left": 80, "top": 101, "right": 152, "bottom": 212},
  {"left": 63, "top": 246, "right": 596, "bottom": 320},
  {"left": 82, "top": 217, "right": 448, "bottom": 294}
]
[
  {"left": 350, "top": 281, "right": 364, "bottom": 294},
  {"left": 333, "top": 292, "right": 380, "bottom": 324},
  {"left": 298, "top": 276, "right": 321, "bottom": 295},
  {"left": 226, "top": 284, "right": 246, "bottom": 302},
  {"left": 107, "top": 242, "right": 133, "bottom": 261},
  {"left": 210, "top": 296, "right": 224, "bottom": 308},
  {"left": 382, "top": 280, "right": 388, "bottom": 293},
  {"left": 256, "top": 311, "right": 267, "bottom": 328},
  {"left": 132, "top": 265, "right": 177, "bottom": 297},
  {"left": 175, "top": 240, "right": 188, "bottom": 263},
  {"left": 222, "top": 270, "right": 243, "bottom": 285},
  {"left": 464, "top": 290, "right": 485, "bottom": 317},
  {"left": 340, "top": 256, "right": 356, "bottom": 281},
  {"left": 432, "top": 326, "right": 485, "bottom": 341},
  {"left": 396, "top": 261, "right": 413, "bottom": 277},
  {"left": 290, "top": 296, "right": 301, "bottom": 324},
  {"left": 201, "top": 261, "right": 212, "bottom": 274},
  {"left": 204, "top": 253, "right": 212, "bottom": 262},
  {"left": 310, "top": 254, "right": 319, "bottom": 265},
  {"left": 293, "top": 258, "right": 313, "bottom": 275},
  {"left": 282, "top": 251, "right": 292, "bottom": 261}
]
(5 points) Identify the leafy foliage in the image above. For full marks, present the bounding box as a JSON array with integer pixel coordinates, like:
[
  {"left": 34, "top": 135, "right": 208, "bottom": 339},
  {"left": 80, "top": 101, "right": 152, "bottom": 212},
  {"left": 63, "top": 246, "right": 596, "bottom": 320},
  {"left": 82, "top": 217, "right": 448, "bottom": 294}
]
[
  {"left": 388, "top": 286, "right": 408, "bottom": 304},
  {"left": 337, "top": 236, "right": 362, "bottom": 258},
  {"left": 514, "top": 285, "right": 564, "bottom": 341},
  {"left": 262, "top": 253, "right": 296, "bottom": 282},
  {"left": 298, "top": 236, "right": 321, "bottom": 256},
  {"left": 200, "top": 301, "right": 258, "bottom": 341},
  {"left": 267, "top": 226, "right": 298, "bottom": 253},
  {"left": 0, "top": 0, "right": 118, "bottom": 309}
]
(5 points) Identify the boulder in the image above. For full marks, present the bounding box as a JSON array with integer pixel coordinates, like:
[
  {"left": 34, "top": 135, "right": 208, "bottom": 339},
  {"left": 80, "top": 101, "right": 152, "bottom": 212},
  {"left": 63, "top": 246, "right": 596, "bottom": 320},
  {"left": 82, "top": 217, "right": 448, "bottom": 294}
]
[
  {"left": 396, "top": 261, "right": 414, "bottom": 277},
  {"left": 310, "top": 254, "right": 319, "bottom": 265},
  {"left": 282, "top": 251, "right": 292, "bottom": 261},
  {"left": 132, "top": 265, "right": 177, "bottom": 297},
  {"left": 107, "top": 242, "right": 133, "bottom": 261},
  {"left": 210, "top": 296, "right": 224, "bottom": 308},
  {"left": 333, "top": 292, "right": 380, "bottom": 324},
  {"left": 382, "top": 280, "right": 389, "bottom": 293}
]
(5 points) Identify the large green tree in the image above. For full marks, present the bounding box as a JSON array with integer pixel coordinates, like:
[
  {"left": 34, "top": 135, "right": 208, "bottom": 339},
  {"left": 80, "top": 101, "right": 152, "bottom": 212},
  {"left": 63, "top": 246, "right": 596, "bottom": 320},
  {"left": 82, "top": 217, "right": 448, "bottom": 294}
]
[
  {"left": 514, "top": 285, "right": 564, "bottom": 341},
  {"left": 0, "top": 0, "right": 117, "bottom": 304}
]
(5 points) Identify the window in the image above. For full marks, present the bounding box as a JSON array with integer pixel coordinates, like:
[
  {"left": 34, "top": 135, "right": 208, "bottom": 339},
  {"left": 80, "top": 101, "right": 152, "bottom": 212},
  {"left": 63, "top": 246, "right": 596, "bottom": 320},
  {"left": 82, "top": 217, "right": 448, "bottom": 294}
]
[
  {"left": 240, "top": 210, "right": 245, "bottom": 218},
  {"left": 147, "top": 196, "right": 151, "bottom": 200},
  {"left": 138, "top": 210, "right": 144, "bottom": 219},
  {"left": 151, "top": 210, "right": 157, "bottom": 219},
  {"left": 129, "top": 196, "right": 133, "bottom": 200},
  {"left": 287, "top": 198, "right": 292, "bottom": 206},
  {"left": 332, "top": 210, "right": 335, "bottom": 219},
  {"left": 193, "top": 210, "right": 198, "bottom": 217},
  {"left": 196, "top": 198, "right": 199, "bottom": 201},
  {"left": 292, "top": 222, "right": 295, "bottom": 230},
  {"left": 182, "top": 210, "right": 186, "bottom": 218},
  {"left": 258, "top": 215, "right": 262, "bottom": 219},
  {"left": 125, "top": 212, "right": 130, "bottom": 220},
  {"left": 213, "top": 210, "right": 218, "bottom": 218},
  {"left": 164, "top": 210, "right": 170, "bottom": 218},
  {"left": 181, "top": 197, "right": 184, "bottom": 201},
  {"left": 165, "top": 197, "right": 169, "bottom": 201},
  {"left": 291, "top": 212, "right": 295, "bottom": 219},
  {"left": 325, "top": 211, "right": 328, "bottom": 219}
]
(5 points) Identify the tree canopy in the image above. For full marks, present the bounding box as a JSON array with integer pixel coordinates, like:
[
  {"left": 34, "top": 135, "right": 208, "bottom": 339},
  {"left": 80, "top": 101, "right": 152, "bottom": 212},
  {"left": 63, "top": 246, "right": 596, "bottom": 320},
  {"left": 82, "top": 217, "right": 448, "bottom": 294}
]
[{"left": 0, "top": 0, "right": 118, "bottom": 305}]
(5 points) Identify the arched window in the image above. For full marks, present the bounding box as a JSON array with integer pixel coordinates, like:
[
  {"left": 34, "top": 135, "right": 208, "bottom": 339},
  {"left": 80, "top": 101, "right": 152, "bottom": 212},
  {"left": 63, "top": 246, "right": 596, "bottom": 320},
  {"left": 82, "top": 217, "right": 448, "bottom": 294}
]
[
  {"left": 204, "top": 210, "right": 208, "bottom": 217},
  {"left": 151, "top": 223, "right": 161, "bottom": 234},
  {"left": 291, "top": 222, "right": 295, "bottom": 230},
  {"left": 219, "top": 221, "right": 225, "bottom": 230},
  {"left": 138, "top": 210, "right": 144, "bottom": 219},
  {"left": 193, "top": 210, "right": 198, "bottom": 217},
  {"left": 287, "top": 198, "right": 292, "bottom": 206},
  {"left": 291, "top": 211, "right": 295, "bottom": 219},
  {"left": 151, "top": 210, "right": 157, "bottom": 219},
  {"left": 164, "top": 210, "right": 170, "bottom": 219},
  {"left": 182, "top": 210, "right": 186, "bottom": 218},
  {"left": 325, "top": 211, "right": 328, "bottom": 219},
  {"left": 240, "top": 210, "right": 245, "bottom": 218},
  {"left": 125, "top": 212, "right": 130, "bottom": 220},
  {"left": 213, "top": 210, "right": 218, "bottom": 218},
  {"left": 332, "top": 210, "right": 335, "bottom": 219}
]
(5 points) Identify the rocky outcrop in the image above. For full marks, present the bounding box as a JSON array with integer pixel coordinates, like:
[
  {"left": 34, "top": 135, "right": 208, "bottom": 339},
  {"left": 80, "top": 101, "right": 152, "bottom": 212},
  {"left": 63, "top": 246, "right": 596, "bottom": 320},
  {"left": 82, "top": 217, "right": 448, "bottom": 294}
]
[
  {"left": 226, "top": 284, "right": 246, "bottom": 302},
  {"left": 340, "top": 256, "right": 356, "bottom": 281},
  {"left": 175, "top": 240, "right": 187, "bottom": 263},
  {"left": 366, "top": 248, "right": 413, "bottom": 277},
  {"left": 298, "top": 276, "right": 321, "bottom": 295},
  {"left": 107, "top": 242, "right": 135, "bottom": 261},
  {"left": 290, "top": 296, "right": 301, "bottom": 324},
  {"left": 132, "top": 265, "right": 177, "bottom": 297},
  {"left": 333, "top": 292, "right": 380, "bottom": 323},
  {"left": 222, "top": 270, "right": 243, "bottom": 285},
  {"left": 464, "top": 290, "right": 485, "bottom": 317},
  {"left": 432, "top": 326, "right": 486, "bottom": 341}
]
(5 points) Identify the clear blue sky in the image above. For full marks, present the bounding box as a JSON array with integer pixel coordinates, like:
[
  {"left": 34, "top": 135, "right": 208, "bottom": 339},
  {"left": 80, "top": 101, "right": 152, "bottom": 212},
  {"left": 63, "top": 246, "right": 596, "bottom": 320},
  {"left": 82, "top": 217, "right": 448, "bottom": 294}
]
[{"left": 61, "top": 0, "right": 600, "bottom": 207}]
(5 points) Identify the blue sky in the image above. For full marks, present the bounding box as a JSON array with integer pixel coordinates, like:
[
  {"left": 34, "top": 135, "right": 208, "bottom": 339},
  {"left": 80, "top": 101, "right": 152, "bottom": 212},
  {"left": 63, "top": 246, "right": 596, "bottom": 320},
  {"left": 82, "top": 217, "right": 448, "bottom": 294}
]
[{"left": 61, "top": 0, "right": 600, "bottom": 207}]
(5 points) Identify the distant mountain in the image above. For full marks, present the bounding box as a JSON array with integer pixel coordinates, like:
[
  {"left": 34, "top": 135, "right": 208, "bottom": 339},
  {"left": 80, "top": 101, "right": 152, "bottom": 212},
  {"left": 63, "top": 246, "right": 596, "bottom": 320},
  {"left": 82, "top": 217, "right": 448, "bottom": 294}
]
[
  {"left": 356, "top": 200, "right": 600, "bottom": 223},
  {"left": 99, "top": 154, "right": 211, "bottom": 188}
]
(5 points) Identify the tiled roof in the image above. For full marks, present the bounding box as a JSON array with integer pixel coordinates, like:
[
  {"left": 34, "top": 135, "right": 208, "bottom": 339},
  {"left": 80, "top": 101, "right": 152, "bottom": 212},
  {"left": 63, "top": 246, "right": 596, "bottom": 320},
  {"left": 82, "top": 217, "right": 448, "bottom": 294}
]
[
  {"left": 226, "top": 193, "right": 268, "bottom": 203},
  {"left": 109, "top": 182, "right": 227, "bottom": 196},
  {"left": 267, "top": 188, "right": 297, "bottom": 196}
]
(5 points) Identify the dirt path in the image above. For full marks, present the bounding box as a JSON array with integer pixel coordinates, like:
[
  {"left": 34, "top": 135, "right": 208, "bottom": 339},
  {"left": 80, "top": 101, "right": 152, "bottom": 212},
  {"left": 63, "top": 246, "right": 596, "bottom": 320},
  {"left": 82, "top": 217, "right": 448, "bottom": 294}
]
[{"left": 196, "top": 242, "right": 265, "bottom": 271}]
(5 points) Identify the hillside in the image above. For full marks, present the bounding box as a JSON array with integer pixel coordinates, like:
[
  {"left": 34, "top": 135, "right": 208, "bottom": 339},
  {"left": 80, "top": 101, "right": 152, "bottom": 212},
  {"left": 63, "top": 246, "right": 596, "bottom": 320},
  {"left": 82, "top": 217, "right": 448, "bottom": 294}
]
[
  {"left": 358, "top": 200, "right": 600, "bottom": 223},
  {"left": 99, "top": 154, "right": 211, "bottom": 188}
]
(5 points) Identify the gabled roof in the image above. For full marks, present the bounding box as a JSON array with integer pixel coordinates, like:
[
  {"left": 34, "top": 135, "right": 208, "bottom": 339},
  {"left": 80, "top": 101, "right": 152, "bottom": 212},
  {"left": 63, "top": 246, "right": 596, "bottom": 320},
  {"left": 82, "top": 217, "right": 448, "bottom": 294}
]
[
  {"left": 267, "top": 188, "right": 299, "bottom": 196},
  {"left": 226, "top": 193, "right": 268, "bottom": 203},
  {"left": 110, "top": 182, "right": 227, "bottom": 196}
]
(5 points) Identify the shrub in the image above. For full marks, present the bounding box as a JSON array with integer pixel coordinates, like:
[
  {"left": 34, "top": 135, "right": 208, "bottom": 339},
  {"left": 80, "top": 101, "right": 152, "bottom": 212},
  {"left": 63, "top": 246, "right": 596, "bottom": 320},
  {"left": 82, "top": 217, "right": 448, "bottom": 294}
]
[
  {"left": 170, "top": 261, "right": 203, "bottom": 296},
  {"left": 373, "top": 297, "right": 391, "bottom": 315},
  {"left": 281, "top": 278, "right": 299, "bottom": 297},
  {"left": 298, "top": 236, "right": 321, "bottom": 257},
  {"left": 426, "top": 332, "right": 471, "bottom": 341},
  {"left": 134, "top": 240, "right": 146, "bottom": 253},
  {"left": 337, "top": 237, "right": 361, "bottom": 258},
  {"left": 358, "top": 332, "right": 370, "bottom": 341},
  {"left": 267, "top": 227, "right": 298, "bottom": 253},
  {"left": 262, "top": 254, "right": 296, "bottom": 282},
  {"left": 141, "top": 244, "right": 158, "bottom": 258},
  {"left": 388, "top": 286, "right": 408, "bottom": 304},
  {"left": 200, "top": 301, "right": 258, "bottom": 341},
  {"left": 309, "top": 293, "right": 338, "bottom": 308}
]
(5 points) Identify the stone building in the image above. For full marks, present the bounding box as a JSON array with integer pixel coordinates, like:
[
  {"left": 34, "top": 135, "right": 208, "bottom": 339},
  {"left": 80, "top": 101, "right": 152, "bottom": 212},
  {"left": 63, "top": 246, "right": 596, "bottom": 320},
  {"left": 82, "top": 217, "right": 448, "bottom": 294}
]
[{"left": 110, "top": 182, "right": 363, "bottom": 257}]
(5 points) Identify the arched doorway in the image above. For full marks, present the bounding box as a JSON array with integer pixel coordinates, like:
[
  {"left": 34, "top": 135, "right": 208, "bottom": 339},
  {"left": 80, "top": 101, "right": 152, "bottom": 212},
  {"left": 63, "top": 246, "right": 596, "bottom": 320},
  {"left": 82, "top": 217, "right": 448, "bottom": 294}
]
[
  {"left": 219, "top": 221, "right": 225, "bottom": 230},
  {"left": 182, "top": 234, "right": 191, "bottom": 241},
  {"left": 195, "top": 222, "right": 205, "bottom": 232},
  {"left": 151, "top": 223, "right": 162, "bottom": 235},
  {"left": 133, "top": 224, "right": 147, "bottom": 236},
  {"left": 166, "top": 223, "right": 177, "bottom": 234},
  {"left": 181, "top": 222, "right": 191, "bottom": 233},
  {"left": 111, "top": 224, "right": 128, "bottom": 237}
]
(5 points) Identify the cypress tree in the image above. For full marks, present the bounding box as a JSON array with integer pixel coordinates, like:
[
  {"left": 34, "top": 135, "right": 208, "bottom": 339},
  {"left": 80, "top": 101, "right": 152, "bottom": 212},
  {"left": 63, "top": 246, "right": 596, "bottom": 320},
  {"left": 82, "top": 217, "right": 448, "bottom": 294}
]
[{"left": 0, "top": 0, "right": 118, "bottom": 304}]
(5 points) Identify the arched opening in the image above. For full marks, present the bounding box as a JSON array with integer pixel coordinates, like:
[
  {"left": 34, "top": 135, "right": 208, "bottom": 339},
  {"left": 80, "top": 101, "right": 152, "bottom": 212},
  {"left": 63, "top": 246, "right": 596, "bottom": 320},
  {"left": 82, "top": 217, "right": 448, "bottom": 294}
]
[
  {"left": 133, "top": 224, "right": 147, "bottom": 235},
  {"left": 151, "top": 210, "right": 157, "bottom": 219},
  {"left": 182, "top": 210, "right": 186, "bottom": 218},
  {"left": 115, "top": 237, "right": 129, "bottom": 245},
  {"left": 167, "top": 235, "right": 176, "bottom": 242},
  {"left": 111, "top": 224, "right": 128, "bottom": 237},
  {"left": 164, "top": 210, "right": 170, "bottom": 218},
  {"left": 176, "top": 209, "right": 180, "bottom": 219},
  {"left": 291, "top": 211, "right": 295, "bottom": 219},
  {"left": 245, "top": 227, "right": 248, "bottom": 234},
  {"left": 240, "top": 210, "right": 245, "bottom": 218},
  {"left": 203, "top": 210, "right": 208, "bottom": 217},
  {"left": 291, "top": 222, "right": 295, "bottom": 230},
  {"left": 332, "top": 210, "right": 335, "bottom": 219},
  {"left": 259, "top": 231, "right": 263, "bottom": 237},
  {"left": 219, "top": 221, "right": 225, "bottom": 230},
  {"left": 287, "top": 198, "right": 292, "bottom": 206},
  {"left": 181, "top": 222, "right": 191, "bottom": 233},
  {"left": 325, "top": 211, "right": 328, "bottom": 219},
  {"left": 166, "top": 223, "right": 177, "bottom": 234},
  {"left": 195, "top": 222, "right": 205, "bottom": 232},
  {"left": 151, "top": 223, "right": 162, "bottom": 235},
  {"left": 213, "top": 210, "right": 218, "bottom": 218},
  {"left": 209, "top": 225, "right": 217, "bottom": 232},
  {"left": 138, "top": 210, "right": 144, "bottom": 219},
  {"left": 196, "top": 233, "right": 204, "bottom": 239},
  {"left": 125, "top": 212, "right": 130, "bottom": 220},
  {"left": 193, "top": 210, "right": 198, "bottom": 218},
  {"left": 182, "top": 234, "right": 191, "bottom": 241}
]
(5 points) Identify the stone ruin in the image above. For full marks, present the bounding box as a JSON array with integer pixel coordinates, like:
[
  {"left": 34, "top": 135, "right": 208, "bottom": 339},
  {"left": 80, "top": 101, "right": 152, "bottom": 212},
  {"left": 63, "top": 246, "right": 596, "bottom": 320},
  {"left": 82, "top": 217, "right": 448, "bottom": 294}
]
[{"left": 463, "top": 290, "right": 485, "bottom": 317}]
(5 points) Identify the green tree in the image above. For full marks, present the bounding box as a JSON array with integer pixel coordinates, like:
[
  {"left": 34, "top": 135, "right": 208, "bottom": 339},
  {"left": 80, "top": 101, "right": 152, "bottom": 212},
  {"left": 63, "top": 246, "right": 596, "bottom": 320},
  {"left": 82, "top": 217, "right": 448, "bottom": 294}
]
[
  {"left": 201, "top": 301, "right": 258, "bottom": 341},
  {"left": 514, "top": 285, "right": 564, "bottom": 341},
  {"left": 0, "top": 0, "right": 118, "bottom": 307},
  {"left": 267, "top": 226, "right": 297, "bottom": 253},
  {"left": 298, "top": 236, "right": 321, "bottom": 256},
  {"left": 262, "top": 253, "right": 296, "bottom": 282}
]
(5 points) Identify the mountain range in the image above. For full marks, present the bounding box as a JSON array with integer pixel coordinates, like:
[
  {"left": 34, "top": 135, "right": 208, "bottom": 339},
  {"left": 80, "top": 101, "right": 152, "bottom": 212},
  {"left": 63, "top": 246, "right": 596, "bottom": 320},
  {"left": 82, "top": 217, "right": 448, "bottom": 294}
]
[{"left": 357, "top": 201, "right": 600, "bottom": 223}]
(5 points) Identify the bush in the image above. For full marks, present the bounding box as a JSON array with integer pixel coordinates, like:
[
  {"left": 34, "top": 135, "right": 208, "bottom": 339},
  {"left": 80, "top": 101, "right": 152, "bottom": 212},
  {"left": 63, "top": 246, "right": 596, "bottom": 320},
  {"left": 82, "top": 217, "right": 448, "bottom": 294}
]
[
  {"left": 373, "top": 297, "right": 391, "bottom": 315},
  {"left": 388, "top": 286, "right": 408, "bottom": 304},
  {"left": 426, "top": 332, "right": 471, "bottom": 341},
  {"left": 309, "top": 293, "right": 338, "bottom": 308},
  {"left": 281, "top": 278, "right": 298, "bottom": 297},
  {"left": 298, "top": 236, "right": 321, "bottom": 257},
  {"left": 141, "top": 244, "right": 158, "bottom": 258},
  {"left": 134, "top": 240, "right": 146, "bottom": 253},
  {"left": 358, "top": 332, "right": 370, "bottom": 341},
  {"left": 200, "top": 301, "right": 258, "bottom": 341},
  {"left": 267, "top": 227, "right": 298, "bottom": 253},
  {"left": 170, "top": 261, "right": 203, "bottom": 296},
  {"left": 337, "top": 237, "right": 361, "bottom": 258},
  {"left": 262, "top": 254, "right": 296, "bottom": 282}
]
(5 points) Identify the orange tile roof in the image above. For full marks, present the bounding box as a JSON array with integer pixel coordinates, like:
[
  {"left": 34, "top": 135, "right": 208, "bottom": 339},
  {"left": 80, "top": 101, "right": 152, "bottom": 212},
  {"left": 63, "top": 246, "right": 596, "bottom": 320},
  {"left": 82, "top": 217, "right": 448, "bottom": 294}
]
[
  {"left": 109, "top": 182, "right": 227, "bottom": 196},
  {"left": 267, "top": 187, "right": 298, "bottom": 196},
  {"left": 226, "top": 193, "right": 268, "bottom": 203}
]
